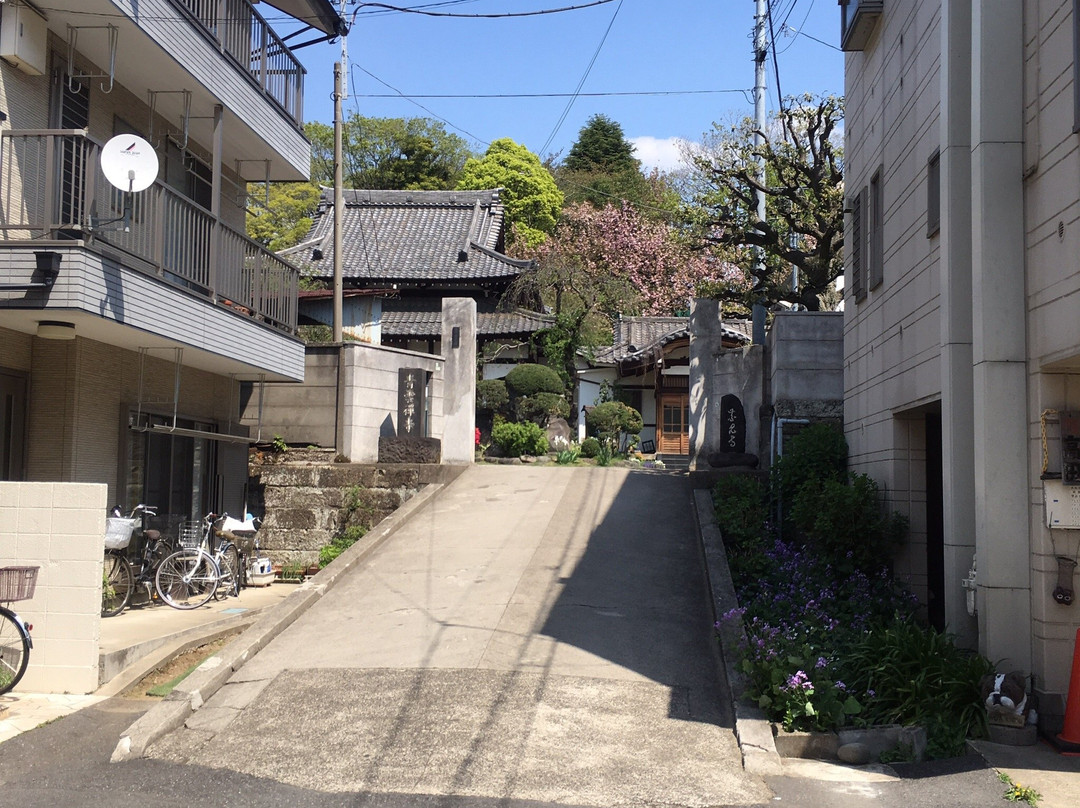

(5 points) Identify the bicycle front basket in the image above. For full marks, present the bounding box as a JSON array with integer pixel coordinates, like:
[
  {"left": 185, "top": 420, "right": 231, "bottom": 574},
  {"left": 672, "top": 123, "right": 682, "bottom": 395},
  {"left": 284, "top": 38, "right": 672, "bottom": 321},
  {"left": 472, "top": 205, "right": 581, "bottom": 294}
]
[
  {"left": 0, "top": 566, "right": 40, "bottom": 602},
  {"left": 105, "top": 517, "right": 137, "bottom": 549},
  {"left": 178, "top": 521, "right": 203, "bottom": 549}
]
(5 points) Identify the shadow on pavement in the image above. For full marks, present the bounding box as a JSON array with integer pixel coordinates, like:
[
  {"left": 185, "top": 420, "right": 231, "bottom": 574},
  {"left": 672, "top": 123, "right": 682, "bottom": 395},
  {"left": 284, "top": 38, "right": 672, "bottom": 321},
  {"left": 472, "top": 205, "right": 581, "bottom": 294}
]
[{"left": 538, "top": 471, "right": 732, "bottom": 727}]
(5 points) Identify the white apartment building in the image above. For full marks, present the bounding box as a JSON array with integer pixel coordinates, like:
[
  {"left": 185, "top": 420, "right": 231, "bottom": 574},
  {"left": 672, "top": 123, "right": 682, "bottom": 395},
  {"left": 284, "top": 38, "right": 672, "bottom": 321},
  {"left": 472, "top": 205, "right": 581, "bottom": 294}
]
[
  {"left": 842, "top": 0, "right": 1080, "bottom": 731},
  {"left": 0, "top": 0, "right": 343, "bottom": 526}
]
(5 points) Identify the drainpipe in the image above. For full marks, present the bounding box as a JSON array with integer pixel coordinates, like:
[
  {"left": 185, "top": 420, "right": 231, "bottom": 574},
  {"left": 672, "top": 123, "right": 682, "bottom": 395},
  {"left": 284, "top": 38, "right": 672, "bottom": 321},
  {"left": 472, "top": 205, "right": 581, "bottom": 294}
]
[
  {"left": 772, "top": 415, "right": 809, "bottom": 532},
  {"left": 771, "top": 415, "right": 810, "bottom": 467}
]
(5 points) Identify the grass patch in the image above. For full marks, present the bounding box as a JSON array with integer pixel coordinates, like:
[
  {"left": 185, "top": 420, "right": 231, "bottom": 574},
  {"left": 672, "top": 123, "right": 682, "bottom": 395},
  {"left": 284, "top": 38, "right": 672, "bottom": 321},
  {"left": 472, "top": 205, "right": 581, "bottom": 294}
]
[{"left": 145, "top": 662, "right": 201, "bottom": 697}]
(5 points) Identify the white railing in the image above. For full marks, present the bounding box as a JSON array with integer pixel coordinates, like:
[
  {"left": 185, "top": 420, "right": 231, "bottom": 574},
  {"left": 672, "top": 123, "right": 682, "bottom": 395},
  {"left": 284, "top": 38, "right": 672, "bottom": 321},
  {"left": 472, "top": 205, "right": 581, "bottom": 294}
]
[{"left": 174, "top": 0, "right": 305, "bottom": 124}]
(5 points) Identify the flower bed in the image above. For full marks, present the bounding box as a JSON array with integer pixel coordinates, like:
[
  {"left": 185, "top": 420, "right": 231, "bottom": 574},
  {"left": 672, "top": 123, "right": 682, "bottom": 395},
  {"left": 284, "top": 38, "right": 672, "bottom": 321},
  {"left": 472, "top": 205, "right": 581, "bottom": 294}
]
[{"left": 714, "top": 424, "right": 994, "bottom": 759}]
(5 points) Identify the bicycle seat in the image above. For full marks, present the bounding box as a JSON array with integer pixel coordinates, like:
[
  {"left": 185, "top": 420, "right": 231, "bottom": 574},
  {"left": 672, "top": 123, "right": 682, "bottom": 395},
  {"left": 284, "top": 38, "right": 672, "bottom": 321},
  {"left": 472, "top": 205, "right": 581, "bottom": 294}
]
[{"left": 144, "top": 529, "right": 161, "bottom": 541}]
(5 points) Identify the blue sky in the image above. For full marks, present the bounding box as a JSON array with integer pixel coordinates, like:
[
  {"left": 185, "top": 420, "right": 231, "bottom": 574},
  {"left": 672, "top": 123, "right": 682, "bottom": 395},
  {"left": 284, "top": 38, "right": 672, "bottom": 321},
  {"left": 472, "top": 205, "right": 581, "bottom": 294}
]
[{"left": 273, "top": 0, "right": 843, "bottom": 170}]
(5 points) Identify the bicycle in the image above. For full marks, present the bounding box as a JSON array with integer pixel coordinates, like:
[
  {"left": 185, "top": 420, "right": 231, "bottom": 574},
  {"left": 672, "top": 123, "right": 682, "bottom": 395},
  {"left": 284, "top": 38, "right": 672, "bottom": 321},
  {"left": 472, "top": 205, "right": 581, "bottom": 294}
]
[
  {"left": 0, "top": 566, "right": 39, "bottom": 695},
  {"left": 207, "top": 514, "right": 241, "bottom": 600},
  {"left": 102, "top": 505, "right": 173, "bottom": 618},
  {"left": 154, "top": 516, "right": 221, "bottom": 609}
]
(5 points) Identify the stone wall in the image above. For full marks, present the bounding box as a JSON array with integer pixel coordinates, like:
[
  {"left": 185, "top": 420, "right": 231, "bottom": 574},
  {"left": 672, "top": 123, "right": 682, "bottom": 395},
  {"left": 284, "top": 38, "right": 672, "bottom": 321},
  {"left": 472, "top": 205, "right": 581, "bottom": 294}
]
[{"left": 249, "top": 458, "right": 460, "bottom": 569}]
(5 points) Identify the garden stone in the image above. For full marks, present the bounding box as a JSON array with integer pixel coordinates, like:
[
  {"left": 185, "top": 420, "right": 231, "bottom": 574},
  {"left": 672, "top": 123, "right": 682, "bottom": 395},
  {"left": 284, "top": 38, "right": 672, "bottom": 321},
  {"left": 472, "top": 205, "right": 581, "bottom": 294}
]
[
  {"left": 837, "top": 742, "right": 872, "bottom": 765},
  {"left": 546, "top": 418, "right": 572, "bottom": 450}
]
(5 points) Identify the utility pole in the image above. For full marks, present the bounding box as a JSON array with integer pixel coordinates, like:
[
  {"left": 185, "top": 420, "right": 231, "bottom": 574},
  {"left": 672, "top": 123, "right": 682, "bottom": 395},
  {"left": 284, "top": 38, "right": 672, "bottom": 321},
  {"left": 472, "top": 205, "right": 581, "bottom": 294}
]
[
  {"left": 751, "top": 0, "right": 768, "bottom": 344},
  {"left": 332, "top": 2, "right": 346, "bottom": 343}
]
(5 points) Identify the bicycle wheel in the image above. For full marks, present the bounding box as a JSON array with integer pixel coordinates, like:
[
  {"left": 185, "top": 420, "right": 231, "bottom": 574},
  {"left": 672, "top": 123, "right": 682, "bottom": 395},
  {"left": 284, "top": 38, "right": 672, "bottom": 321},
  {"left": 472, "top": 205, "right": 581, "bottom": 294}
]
[
  {"left": 155, "top": 550, "right": 218, "bottom": 609},
  {"left": 101, "top": 550, "right": 134, "bottom": 617},
  {"left": 0, "top": 606, "right": 30, "bottom": 695},
  {"left": 213, "top": 543, "right": 240, "bottom": 600}
]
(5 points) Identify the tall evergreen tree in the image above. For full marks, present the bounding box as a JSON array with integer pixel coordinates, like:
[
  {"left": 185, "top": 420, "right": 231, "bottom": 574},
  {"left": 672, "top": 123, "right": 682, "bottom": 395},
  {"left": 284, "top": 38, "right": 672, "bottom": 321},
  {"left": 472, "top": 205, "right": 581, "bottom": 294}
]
[{"left": 564, "top": 114, "right": 640, "bottom": 173}]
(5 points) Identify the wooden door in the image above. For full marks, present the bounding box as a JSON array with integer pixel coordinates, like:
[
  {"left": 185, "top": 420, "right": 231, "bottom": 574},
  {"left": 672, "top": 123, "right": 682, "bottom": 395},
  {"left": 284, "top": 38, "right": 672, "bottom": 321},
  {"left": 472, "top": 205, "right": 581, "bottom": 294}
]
[{"left": 658, "top": 394, "right": 690, "bottom": 454}]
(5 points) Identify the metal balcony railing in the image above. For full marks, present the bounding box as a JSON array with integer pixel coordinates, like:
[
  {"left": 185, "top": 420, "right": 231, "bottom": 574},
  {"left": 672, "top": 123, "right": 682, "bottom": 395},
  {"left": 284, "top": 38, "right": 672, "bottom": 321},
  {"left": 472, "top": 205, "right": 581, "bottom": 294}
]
[
  {"left": 174, "top": 0, "right": 305, "bottom": 124},
  {"left": 0, "top": 130, "right": 298, "bottom": 333}
]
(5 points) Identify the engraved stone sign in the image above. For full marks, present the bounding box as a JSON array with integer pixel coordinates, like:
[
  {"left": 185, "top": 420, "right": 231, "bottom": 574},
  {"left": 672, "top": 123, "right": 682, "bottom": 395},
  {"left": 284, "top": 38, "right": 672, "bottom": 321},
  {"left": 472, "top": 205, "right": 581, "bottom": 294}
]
[
  {"left": 719, "top": 394, "right": 746, "bottom": 454},
  {"left": 398, "top": 368, "right": 427, "bottom": 437}
]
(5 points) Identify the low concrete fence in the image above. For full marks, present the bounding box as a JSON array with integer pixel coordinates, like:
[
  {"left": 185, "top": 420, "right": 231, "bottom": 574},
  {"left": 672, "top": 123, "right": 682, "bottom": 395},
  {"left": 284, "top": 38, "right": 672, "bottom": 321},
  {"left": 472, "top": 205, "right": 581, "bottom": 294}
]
[{"left": 0, "top": 482, "right": 105, "bottom": 694}]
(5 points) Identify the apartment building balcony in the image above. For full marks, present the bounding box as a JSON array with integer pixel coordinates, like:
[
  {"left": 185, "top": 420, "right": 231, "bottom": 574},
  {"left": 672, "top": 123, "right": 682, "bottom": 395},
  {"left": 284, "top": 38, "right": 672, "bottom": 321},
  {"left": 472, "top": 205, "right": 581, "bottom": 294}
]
[
  {"left": 0, "top": 130, "right": 304, "bottom": 381},
  {"left": 11, "top": 0, "right": 344, "bottom": 180}
]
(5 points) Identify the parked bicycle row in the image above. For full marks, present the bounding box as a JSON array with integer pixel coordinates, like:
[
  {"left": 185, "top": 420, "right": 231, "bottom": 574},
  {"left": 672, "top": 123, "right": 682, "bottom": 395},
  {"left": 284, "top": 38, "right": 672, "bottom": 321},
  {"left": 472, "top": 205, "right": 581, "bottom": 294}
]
[{"left": 102, "top": 506, "right": 271, "bottom": 618}]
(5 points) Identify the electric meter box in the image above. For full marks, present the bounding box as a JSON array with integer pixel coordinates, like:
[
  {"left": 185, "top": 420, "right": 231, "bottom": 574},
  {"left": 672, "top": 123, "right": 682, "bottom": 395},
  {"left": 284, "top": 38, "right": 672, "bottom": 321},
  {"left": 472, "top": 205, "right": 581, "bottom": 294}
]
[
  {"left": 1044, "top": 479, "right": 1080, "bottom": 529},
  {"left": 0, "top": 1, "right": 48, "bottom": 77}
]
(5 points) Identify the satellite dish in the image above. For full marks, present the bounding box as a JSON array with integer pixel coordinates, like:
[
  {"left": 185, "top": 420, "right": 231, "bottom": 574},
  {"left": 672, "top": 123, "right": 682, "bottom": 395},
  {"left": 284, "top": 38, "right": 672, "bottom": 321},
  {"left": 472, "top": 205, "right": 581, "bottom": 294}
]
[{"left": 100, "top": 135, "right": 159, "bottom": 193}]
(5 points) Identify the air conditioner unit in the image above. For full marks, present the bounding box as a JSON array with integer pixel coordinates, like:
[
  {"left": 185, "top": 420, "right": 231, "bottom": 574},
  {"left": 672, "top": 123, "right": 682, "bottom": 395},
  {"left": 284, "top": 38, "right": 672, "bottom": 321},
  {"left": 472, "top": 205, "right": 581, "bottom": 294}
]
[{"left": 0, "top": 0, "right": 48, "bottom": 77}]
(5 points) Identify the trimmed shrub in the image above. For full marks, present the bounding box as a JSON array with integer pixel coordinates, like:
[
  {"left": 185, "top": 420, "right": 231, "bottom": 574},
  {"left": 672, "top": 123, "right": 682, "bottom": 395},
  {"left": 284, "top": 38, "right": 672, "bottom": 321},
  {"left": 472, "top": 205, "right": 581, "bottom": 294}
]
[
  {"left": 580, "top": 436, "right": 601, "bottom": 458},
  {"left": 791, "top": 472, "right": 908, "bottom": 574},
  {"left": 492, "top": 420, "right": 548, "bottom": 456},
  {"left": 476, "top": 379, "right": 509, "bottom": 414},
  {"left": 586, "top": 401, "right": 643, "bottom": 449},
  {"left": 504, "top": 363, "right": 564, "bottom": 398},
  {"left": 516, "top": 392, "right": 570, "bottom": 425}
]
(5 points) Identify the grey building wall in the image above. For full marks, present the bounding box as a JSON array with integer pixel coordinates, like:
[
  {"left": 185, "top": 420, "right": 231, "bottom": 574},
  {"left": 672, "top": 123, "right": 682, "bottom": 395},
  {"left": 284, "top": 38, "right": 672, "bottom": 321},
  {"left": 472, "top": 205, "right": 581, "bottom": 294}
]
[{"left": 768, "top": 311, "right": 844, "bottom": 420}]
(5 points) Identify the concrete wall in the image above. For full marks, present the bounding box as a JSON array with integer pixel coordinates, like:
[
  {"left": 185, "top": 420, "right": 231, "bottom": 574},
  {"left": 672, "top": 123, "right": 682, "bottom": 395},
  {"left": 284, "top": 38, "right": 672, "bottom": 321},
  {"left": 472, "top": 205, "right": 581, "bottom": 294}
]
[
  {"left": 767, "top": 312, "right": 845, "bottom": 420},
  {"left": 251, "top": 342, "right": 447, "bottom": 463},
  {"left": 690, "top": 299, "right": 764, "bottom": 468},
  {"left": 341, "top": 343, "right": 445, "bottom": 463},
  {"left": 0, "top": 482, "right": 106, "bottom": 694},
  {"left": 441, "top": 298, "right": 476, "bottom": 464}
]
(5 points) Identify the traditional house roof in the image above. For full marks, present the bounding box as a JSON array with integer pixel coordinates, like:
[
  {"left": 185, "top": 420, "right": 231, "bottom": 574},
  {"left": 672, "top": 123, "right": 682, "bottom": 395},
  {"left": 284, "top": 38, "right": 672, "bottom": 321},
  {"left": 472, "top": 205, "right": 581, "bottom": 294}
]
[
  {"left": 587, "top": 315, "right": 751, "bottom": 369},
  {"left": 380, "top": 297, "right": 554, "bottom": 340},
  {"left": 283, "top": 188, "right": 534, "bottom": 287}
]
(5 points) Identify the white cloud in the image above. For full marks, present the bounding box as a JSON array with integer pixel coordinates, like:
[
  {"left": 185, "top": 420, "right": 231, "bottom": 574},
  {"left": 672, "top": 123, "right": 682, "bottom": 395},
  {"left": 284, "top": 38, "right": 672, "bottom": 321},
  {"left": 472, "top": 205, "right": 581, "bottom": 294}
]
[{"left": 630, "top": 136, "right": 689, "bottom": 172}]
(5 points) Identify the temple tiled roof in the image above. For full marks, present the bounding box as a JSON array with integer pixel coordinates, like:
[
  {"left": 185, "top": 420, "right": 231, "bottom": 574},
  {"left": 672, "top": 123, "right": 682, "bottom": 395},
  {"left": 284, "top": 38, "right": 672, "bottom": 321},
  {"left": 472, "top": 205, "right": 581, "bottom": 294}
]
[
  {"left": 587, "top": 315, "right": 751, "bottom": 367},
  {"left": 281, "top": 188, "right": 533, "bottom": 285}
]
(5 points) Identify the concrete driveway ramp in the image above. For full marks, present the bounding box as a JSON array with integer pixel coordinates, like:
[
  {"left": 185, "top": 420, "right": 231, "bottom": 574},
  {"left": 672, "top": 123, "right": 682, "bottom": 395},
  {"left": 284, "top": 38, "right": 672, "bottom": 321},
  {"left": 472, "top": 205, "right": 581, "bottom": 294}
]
[
  {"left": 153, "top": 667, "right": 768, "bottom": 806},
  {"left": 144, "top": 466, "right": 770, "bottom": 806}
]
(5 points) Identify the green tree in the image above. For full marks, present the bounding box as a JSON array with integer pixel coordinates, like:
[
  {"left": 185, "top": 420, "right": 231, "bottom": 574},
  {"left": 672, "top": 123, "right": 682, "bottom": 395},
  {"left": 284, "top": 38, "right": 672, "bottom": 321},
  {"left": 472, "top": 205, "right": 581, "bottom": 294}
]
[
  {"left": 685, "top": 94, "right": 844, "bottom": 312},
  {"left": 246, "top": 182, "right": 321, "bottom": 251},
  {"left": 565, "top": 114, "right": 639, "bottom": 173},
  {"left": 555, "top": 115, "right": 681, "bottom": 216},
  {"left": 457, "top": 138, "right": 563, "bottom": 249},
  {"left": 306, "top": 116, "right": 474, "bottom": 191}
]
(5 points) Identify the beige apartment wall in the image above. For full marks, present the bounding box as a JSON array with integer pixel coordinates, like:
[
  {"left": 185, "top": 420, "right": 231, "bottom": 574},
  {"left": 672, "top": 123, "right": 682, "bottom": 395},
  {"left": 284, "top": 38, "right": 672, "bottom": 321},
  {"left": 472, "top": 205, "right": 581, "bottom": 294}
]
[
  {"left": 0, "top": 482, "right": 106, "bottom": 694},
  {"left": 1022, "top": 1, "right": 1080, "bottom": 711},
  {"left": 0, "top": 335, "right": 236, "bottom": 504},
  {"left": 843, "top": 0, "right": 943, "bottom": 553}
]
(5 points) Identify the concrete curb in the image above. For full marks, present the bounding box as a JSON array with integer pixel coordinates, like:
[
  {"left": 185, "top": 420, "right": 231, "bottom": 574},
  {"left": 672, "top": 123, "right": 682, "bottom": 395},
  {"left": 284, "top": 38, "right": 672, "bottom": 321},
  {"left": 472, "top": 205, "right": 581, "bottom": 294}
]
[
  {"left": 111, "top": 472, "right": 464, "bottom": 762},
  {"left": 692, "top": 488, "right": 783, "bottom": 776}
]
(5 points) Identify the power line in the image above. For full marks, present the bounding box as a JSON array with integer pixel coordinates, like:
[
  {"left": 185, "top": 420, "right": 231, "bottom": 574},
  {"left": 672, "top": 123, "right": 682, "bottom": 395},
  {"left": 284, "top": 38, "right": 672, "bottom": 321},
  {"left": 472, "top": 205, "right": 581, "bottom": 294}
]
[
  {"left": 357, "top": 89, "right": 751, "bottom": 99},
  {"left": 776, "top": 0, "right": 815, "bottom": 54},
  {"left": 539, "top": 0, "right": 624, "bottom": 157},
  {"left": 352, "top": 63, "right": 490, "bottom": 147},
  {"left": 767, "top": 0, "right": 785, "bottom": 115},
  {"left": 782, "top": 23, "right": 841, "bottom": 52},
  {"left": 354, "top": 0, "right": 619, "bottom": 18}
]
